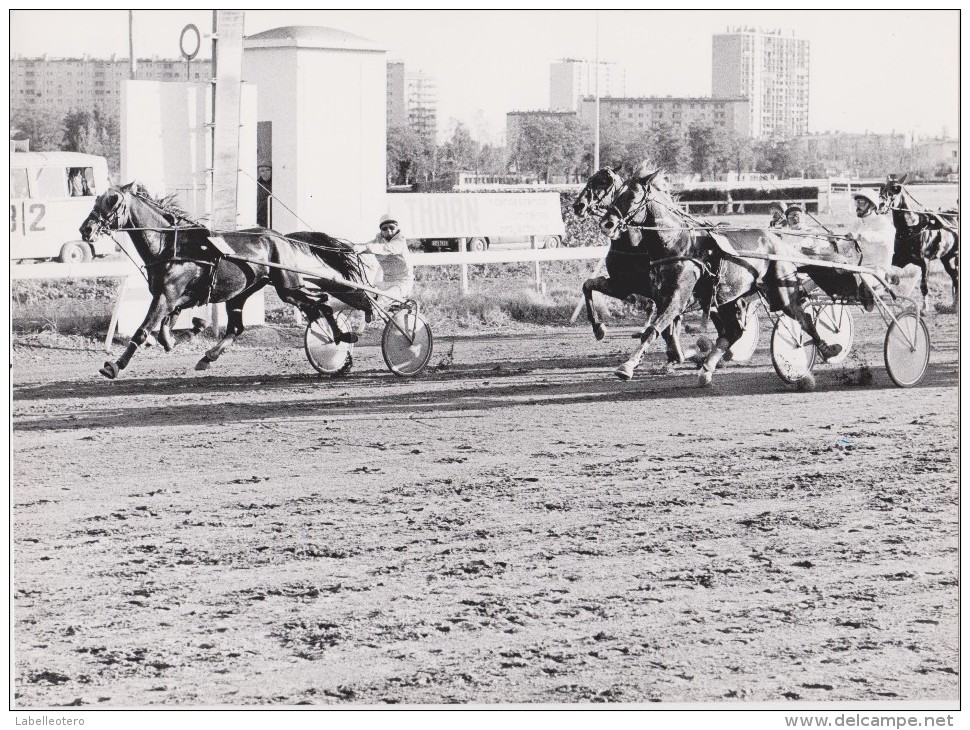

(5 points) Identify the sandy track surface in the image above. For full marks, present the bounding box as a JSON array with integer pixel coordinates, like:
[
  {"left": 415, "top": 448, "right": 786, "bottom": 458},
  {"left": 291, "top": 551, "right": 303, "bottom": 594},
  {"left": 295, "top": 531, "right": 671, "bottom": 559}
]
[{"left": 12, "top": 310, "right": 958, "bottom": 706}]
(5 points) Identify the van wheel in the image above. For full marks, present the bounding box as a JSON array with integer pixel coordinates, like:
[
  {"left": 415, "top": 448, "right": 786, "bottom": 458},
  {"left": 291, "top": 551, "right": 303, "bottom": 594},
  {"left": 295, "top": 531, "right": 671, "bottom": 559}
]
[
  {"left": 467, "top": 238, "right": 487, "bottom": 252},
  {"left": 59, "top": 242, "right": 92, "bottom": 264},
  {"left": 544, "top": 236, "right": 562, "bottom": 249}
]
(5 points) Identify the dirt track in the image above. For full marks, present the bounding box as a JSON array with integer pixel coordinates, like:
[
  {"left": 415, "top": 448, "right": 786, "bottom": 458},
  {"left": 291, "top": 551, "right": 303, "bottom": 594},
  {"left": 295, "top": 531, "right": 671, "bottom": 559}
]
[{"left": 12, "top": 309, "right": 959, "bottom": 707}]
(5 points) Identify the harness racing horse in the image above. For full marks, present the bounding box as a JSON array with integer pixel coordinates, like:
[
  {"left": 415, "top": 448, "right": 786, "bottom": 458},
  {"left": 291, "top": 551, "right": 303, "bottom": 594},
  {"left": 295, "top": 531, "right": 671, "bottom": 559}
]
[
  {"left": 573, "top": 168, "right": 697, "bottom": 369},
  {"left": 600, "top": 171, "right": 842, "bottom": 386},
  {"left": 879, "top": 175, "right": 959, "bottom": 312},
  {"left": 79, "top": 183, "right": 371, "bottom": 379}
]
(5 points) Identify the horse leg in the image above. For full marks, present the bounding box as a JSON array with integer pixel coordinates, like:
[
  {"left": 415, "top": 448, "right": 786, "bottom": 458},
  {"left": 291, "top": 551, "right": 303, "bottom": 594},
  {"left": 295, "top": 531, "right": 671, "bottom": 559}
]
[
  {"left": 195, "top": 297, "right": 247, "bottom": 371},
  {"left": 940, "top": 239, "right": 959, "bottom": 311},
  {"left": 100, "top": 294, "right": 170, "bottom": 379},
  {"left": 917, "top": 258, "right": 931, "bottom": 313},
  {"left": 614, "top": 266, "right": 699, "bottom": 380},
  {"left": 698, "top": 304, "right": 743, "bottom": 387},
  {"left": 157, "top": 312, "right": 178, "bottom": 352},
  {"left": 582, "top": 276, "right": 624, "bottom": 341}
]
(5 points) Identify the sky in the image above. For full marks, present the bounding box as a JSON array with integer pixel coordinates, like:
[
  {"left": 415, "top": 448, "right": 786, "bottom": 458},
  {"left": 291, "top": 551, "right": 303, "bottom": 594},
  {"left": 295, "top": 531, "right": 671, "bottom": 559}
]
[{"left": 9, "top": 9, "right": 961, "bottom": 145}]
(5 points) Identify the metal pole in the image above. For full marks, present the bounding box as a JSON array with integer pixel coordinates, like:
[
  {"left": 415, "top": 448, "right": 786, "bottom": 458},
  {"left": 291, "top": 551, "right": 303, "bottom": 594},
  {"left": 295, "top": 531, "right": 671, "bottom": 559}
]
[
  {"left": 209, "top": 11, "right": 220, "bottom": 333},
  {"left": 459, "top": 238, "right": 469, "bottom": 295},
  {"left": 128, "top": 11, "right": 136, "bottom": 79},
  {"left": 593, "top": 11, "right": 600, "bottom": 172}
]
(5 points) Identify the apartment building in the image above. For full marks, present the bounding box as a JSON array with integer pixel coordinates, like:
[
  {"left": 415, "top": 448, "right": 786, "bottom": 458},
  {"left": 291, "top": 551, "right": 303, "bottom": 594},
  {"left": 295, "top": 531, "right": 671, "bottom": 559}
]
[
  {"left": 550, "top": 58, "right": 625, "bottom": 111},
  {"left": 577, "top": 96, "right": 751, "bottom": 139},
  {"left": 712, "top": 27, "right": 809, "bottom": 138},
  {"left": 10, "top": 55, "right": 213, "bottom": 124},
  {"left": 386, "top": 61, "right": 438, "bottom": 147}
]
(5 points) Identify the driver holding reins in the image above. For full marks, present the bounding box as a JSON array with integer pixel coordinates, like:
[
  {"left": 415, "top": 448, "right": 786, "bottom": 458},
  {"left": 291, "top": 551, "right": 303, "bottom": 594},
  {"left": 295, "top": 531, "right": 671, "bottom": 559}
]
[
  {"left": 799, "top": 189, "right": 896, "bottom": 311},
  {"left": 354, "top": 213, "right": 415, "bottom": 306}
]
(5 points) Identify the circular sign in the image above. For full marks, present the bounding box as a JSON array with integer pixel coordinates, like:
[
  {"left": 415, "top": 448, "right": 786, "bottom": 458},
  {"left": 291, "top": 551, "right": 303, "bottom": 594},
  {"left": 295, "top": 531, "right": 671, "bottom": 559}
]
[{"left": 180, "top": 24, "right": 201, "bottom": 61}]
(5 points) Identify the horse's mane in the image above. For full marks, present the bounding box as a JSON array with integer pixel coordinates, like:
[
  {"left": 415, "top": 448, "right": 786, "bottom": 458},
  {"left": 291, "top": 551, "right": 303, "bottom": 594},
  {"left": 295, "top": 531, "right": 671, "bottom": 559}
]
[{"left": 126, "top": 183, "right": 198, "bottom": 226}]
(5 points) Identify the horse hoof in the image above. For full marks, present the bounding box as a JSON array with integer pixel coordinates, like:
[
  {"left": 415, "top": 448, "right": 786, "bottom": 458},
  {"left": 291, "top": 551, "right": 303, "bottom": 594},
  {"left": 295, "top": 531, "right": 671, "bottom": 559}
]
[
  {"left": 614, "top": 363, "right": 635, "bottom": 380},
  {"left": 195, "top": 358, "right": 211, "bottom": 371},
  {"left": 99, "top": 361, "right": 120, "bottom": 379},
  {"left": 336, "top": 354, "right": 354, "bottom": 377},
  {"left": 695, "top": 336, "right": 713, "bottom": 354},
  {"left": 594, "top": 325, "right": 606, "bottom": 341},
  {"left": 698, "top": 369, "right": 714, "bottom": 387},
  {"left": 818, "top": 343, "right": 842, "bottom": 362}
]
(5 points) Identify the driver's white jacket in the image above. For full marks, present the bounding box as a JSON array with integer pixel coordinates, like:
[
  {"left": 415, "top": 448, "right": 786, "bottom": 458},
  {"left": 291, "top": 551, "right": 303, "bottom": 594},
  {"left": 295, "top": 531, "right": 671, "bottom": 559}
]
[{"left": 837, "top": 212, "right": 895, "bottom": 271}]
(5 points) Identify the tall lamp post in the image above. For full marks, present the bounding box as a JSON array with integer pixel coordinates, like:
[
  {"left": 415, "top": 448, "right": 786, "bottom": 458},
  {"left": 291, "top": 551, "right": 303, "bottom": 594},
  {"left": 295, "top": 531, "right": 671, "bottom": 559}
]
[{"left": 593, "top": 11, "right": 600, "bottom": 173}]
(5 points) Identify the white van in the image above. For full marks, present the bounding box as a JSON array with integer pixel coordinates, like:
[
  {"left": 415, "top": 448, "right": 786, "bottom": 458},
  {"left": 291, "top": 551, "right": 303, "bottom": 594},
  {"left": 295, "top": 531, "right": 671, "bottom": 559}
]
[{"left": 10, "top": 151, "right": 116, "bottom": 262}]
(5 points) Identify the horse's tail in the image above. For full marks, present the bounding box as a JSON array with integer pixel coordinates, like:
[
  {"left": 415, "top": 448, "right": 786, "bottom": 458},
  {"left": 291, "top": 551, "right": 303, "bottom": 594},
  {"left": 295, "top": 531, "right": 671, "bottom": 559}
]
[{"left": 284, "top": 231, "right": 364, "bottom": 282}]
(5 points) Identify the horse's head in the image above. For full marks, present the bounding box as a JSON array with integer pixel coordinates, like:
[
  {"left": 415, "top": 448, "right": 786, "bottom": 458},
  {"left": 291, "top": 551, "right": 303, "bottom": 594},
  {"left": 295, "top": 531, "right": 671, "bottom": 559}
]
[
  {"left": 878, "top": 174, "right": 908, "bottom": 215},
  {"left": 878, "top": 174, "right": 922, "bottom": 226},
  {"left": 600, "top": 170, "right": 670, "bottom": 240},
  {"left": 80, "top": 184, "right": 134, "bottom": 242},
  {"left": 573, "top": 168, "right": 623, "bottom": 219}
]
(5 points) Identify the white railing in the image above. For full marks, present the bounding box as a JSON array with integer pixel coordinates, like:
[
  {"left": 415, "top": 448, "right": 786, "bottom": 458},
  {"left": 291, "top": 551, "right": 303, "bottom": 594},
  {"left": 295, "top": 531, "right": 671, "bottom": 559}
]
[{"left": 10, "top": 260, "right": 137, "bottom": 280}]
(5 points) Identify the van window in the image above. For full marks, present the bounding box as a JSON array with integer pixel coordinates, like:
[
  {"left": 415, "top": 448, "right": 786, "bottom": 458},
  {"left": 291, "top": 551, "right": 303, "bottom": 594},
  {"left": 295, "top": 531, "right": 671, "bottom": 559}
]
[
  {"left": 10, "top": 169, "right": 29, "bottom": 199},
  {"left": 81, "top": 167, "right": 96, "bottom": 195},
  {"left": 68, "top": 167, "right": 95, "bottom": 196},
  {"left": 35, "top": 166, "right": 69, "bottom": 198}
]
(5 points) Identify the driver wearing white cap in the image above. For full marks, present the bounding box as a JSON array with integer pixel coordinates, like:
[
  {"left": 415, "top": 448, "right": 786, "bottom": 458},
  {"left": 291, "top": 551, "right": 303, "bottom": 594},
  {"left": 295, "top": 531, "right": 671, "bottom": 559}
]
[{"left": 354, "top": 213, "right": 414, "bottom": 303}]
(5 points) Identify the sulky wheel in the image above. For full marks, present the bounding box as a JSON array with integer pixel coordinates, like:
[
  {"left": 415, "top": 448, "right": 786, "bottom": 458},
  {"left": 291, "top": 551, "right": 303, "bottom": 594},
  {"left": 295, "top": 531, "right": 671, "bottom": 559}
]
[
  {"left": 884, "top": 311, "right": 930, "bottom": 388},
  {"left": 770, "top": 314, "right": 817, "bottom": 384},
  {"left": 812, "top": 303, "right": 853, "bottom": 365},
  {"left": 726, "top": 300, "right": 761, "bottom": 363},
  {"left": 304, "top": 312, "right": 355, "bottom": 375},
  {"left": 381, "top": 307, "right": 433, "bottom": 377}
]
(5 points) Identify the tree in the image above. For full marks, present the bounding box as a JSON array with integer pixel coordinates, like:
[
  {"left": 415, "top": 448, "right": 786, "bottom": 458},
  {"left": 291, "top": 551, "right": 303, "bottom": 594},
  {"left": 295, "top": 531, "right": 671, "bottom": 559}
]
[
  {"left": 649, "top": 121, "right": 686, "bottom": 175},
  {"left": 63, "top": 108, "right": 120, "bottom": 173},
  {"left": 687, "top": 122, "right": 727, "bottom": 180},
  {"left": 754, "top": 139, "right": 808, "bottom": 178},
  {"left": 440, "top": 121, "right": 480, "bottom": 173},
  {"left": 386, "top": 125, "right": 429, "bottom": 185},
  {"left": 10, "top": 108, "right": 64, "bottom": 151},
  {"left": 514, "top": 115, "right": 582, "bottom": 183},
  {"left": 722, "top": 132, "right": 754, "bottom": 178},
  {"left": 475, "top": 143, "right": 506, "bottom": 176},
  {"left": 559, "top": 115, "right": 587, "bottom": 182}
]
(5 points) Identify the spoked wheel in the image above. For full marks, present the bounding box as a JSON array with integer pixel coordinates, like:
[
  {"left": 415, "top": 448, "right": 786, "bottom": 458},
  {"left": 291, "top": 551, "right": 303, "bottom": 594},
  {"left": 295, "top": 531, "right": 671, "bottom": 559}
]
[
  {"left": 726, "top": 301, "right": 761, "bottom": 363},
  {"left": 381, "top": 306, "right": 433, "bottom": 377},
  {"left": 884, "top": 311, "right": 930, "bottom": 388},
  {"left": 770, "top": 314, "right": 817, "bottom": 383},
  {"left": 812, "top": 303, "right": 853, "bottom": 365},
  {"left": 304, "top": 312, "right": 354, "bottom": 375}
]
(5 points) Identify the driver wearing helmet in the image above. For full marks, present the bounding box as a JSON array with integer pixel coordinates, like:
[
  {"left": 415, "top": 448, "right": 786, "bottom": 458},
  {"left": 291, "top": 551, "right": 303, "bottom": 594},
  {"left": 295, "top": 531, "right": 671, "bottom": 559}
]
[
  {"left": 354, "top": 214, "right": 414, "bottom": 304},
  {"left": 799, "top": 189, "right": 896, "bottom": 311}
]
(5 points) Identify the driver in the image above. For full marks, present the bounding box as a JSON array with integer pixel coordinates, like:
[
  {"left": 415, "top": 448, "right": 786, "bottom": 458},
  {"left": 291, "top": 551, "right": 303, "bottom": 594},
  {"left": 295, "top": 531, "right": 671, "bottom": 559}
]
[
  {"left": 798, "top": 189, "right": 895, "bottom": 312},
  {"left": 354, "top": 214, "right": 414, "bottom": 305}
]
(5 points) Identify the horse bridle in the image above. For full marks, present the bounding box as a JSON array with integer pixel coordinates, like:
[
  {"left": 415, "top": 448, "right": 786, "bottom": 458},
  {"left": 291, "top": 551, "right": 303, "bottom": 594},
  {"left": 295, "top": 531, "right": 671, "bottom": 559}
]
[
  {"left": 89, "top": 188, "right": 132, "bottom": 235},
  {"left": 604, "top": 182, "right": 652, "bottom": 232},
  {"left": 580, "top": 174, "right": 621, "bottom": 217}
]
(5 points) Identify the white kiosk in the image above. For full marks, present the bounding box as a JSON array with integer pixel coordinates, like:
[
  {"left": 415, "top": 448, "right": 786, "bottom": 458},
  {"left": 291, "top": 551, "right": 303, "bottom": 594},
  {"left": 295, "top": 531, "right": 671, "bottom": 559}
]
[{"left": 242, "top": 26, "right": 387, "bottom": 241}]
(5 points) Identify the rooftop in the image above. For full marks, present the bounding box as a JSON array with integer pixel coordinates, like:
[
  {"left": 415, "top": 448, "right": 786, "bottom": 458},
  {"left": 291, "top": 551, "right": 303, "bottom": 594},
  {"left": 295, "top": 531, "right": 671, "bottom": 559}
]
[{"left": 244, "top": 26, "right": 385, "bottom": 53}]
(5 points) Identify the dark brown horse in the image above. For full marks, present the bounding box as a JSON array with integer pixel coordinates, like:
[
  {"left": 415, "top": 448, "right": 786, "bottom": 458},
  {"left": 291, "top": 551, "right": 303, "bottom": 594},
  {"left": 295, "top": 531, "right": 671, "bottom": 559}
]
[
  {"left": 879, "top": 175, "right": 959, "bottom": 312},
  {"left": 573, "top": 168, "right": 697, "bottom": 368},
  {"left": 601, "top": 171, "right": 840, "bottom": 386},
  {"left": 79, "top": 183, "right": 371, "bottom": 379}
]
